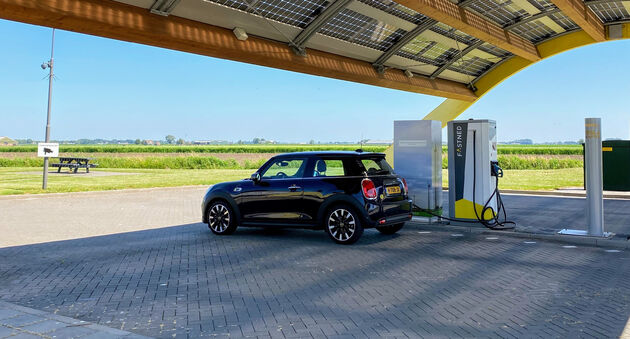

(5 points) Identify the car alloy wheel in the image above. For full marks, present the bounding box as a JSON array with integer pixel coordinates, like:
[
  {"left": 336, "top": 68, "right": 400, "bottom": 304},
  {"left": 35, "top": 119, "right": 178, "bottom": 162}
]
[
  {"left": 209, "top": 203, "right": 232, "bottom": 234},
  {"left": 327, "top": 208, "right": 357, "bottom": 242}
]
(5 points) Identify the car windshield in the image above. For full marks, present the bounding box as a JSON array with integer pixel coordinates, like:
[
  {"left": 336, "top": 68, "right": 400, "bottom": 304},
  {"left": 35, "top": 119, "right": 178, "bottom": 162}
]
[{"left": 360, "top": 157, "right": 393, "bottom": 175}]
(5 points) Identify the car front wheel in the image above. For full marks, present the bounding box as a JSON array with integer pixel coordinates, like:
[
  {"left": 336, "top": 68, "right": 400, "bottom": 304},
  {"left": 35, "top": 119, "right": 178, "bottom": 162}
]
[
  {"left": 208, "top": 201, "right": 237, "bottom": 235},
  {"left": 376, "top": 222, "right": 404, "bottom": 235},
  {"left": 325, "top": 206, "right": 364, "bottom": 244}
]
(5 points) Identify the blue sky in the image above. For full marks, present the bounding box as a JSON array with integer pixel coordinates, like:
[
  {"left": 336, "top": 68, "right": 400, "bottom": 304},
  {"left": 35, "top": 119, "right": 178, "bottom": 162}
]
[{"left": 0, "top": 19, "right": 629, "bottom": 143}]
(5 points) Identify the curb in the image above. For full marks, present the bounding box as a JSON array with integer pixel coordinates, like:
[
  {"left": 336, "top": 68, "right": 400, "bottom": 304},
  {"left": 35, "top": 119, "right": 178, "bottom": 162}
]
[
  {"left": 407, "top": 220, "right": 630, "bottom": 249},
  {"left": 0, "top": 300, "right": 152, "bottom": 338}
]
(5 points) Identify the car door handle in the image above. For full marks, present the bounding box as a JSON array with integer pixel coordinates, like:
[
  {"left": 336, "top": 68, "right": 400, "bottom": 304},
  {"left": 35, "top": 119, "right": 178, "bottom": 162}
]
[{"left": 288, "top": 185, "right": 301, "bottom": 191}]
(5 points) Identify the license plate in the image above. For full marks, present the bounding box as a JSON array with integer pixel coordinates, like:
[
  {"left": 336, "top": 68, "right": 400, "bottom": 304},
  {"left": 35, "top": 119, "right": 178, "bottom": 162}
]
[{"left": 386, "top": 186, "right": 401, "bottom": 194}]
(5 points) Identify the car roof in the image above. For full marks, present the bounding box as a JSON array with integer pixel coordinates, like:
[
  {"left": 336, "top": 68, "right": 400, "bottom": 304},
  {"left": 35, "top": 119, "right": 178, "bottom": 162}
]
[{"left": 274, "top": 151, "right": 386, "bottom": 158}]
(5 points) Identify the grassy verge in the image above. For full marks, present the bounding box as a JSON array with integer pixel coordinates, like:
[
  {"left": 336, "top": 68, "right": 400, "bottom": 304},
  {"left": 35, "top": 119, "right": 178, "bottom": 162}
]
[
  {"left": 0, "top": 156, "right": 267, "bottom": 169},
  {"left": 0, "top": 168, "right": 254, "bottom": 195},
  {"left": 0, "top": 167, "right": 583, "bottom": 195},
  {"left": 442, "top": 168, "right": 583, "bottom": 190},
  {"left": 1, "top": 154, "right": 583, "bottom": 170},
  {"left": 2, "top": 144, "right": 387, "bottom": 153}
]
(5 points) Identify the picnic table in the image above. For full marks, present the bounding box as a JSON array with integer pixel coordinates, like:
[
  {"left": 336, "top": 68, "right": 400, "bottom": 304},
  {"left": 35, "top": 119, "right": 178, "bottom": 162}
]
[{"left": 51, "top": 157, "right": 98, "bottom": 173}]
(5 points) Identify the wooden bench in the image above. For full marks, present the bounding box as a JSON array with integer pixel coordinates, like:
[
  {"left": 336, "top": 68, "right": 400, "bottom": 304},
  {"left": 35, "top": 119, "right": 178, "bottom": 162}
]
[{"left": 51, "top": 157, "right": 98, "bottom": 173}]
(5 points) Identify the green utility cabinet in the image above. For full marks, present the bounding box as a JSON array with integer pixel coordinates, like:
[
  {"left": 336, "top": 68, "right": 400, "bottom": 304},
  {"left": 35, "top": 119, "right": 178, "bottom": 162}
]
[{"left": 602, "top": 140, "right": 630, "bottom": 191}]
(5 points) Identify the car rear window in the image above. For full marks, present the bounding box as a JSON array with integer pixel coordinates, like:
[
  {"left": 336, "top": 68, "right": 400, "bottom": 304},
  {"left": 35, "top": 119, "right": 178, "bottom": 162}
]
[{"left": 360, "top": 157, "right": 393, "bottom": 175}]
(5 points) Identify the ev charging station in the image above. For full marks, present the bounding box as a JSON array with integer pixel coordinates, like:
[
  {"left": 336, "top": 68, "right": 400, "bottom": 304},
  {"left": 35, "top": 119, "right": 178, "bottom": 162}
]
[
  {"left": 447, "top": 119, "right": 500, "bottom": 222},
  {"left": 393, "top": 120, "right": 442, "bottom": 214},
  {"left": 394, "top": 119, "right": 512, "bottom": 229}
]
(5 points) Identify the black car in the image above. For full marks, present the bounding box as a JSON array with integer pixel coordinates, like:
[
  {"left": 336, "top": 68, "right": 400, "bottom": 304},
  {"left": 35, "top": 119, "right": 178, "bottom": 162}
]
[{"left": 201, "top": 151, "right": 412, "bottom": 244}]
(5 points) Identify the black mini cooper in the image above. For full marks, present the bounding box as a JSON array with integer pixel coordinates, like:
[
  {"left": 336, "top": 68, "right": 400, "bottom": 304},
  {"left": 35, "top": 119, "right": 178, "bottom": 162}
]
[{"left": 201, "top": 151, "right": 412, "bottom": 244}]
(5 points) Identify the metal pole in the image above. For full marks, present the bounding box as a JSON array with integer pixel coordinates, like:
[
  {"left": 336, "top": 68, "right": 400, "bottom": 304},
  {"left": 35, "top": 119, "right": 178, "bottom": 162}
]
[
  {"left": 585, "top": 117, "right": 604, "bottom": 236},
  {"left": 42, "top": 29, "right": 55, "bottom": 189}
]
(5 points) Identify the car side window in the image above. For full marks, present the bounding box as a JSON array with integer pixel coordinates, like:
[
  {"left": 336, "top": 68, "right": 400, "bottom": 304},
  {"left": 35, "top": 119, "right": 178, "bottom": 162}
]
[
  {"left": 312, "top": 159, "right": 346, "bottom": 177},
  {"left": 261, "top": 158, "right": 306, "bottom": 179}
]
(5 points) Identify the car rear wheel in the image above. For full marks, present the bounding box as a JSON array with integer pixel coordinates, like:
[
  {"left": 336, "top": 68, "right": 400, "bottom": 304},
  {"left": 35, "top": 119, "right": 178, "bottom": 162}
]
[
  {"left": 376, "top": 222, "right": 404, "bottom": 235},
  {"left": 325, "top": 206, "right": 363, "bottom": 244},
  {"left": 208, "top": 201, "right": 237, "bottom": 235}
]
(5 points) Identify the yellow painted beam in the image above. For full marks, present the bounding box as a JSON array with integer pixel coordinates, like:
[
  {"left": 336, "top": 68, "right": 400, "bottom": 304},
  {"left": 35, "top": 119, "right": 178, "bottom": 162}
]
[
  {"left": 422, "top": 30, "right": 617, "bottom": 125},
  {"left": 549, "top": 0, "right": 606, "bottom": 42},
  {"left": 422, "top": 99, "right": 474, "bottom": 127},
  {"left": 395, "top": 0, "right": 541, "bottom": 61}
]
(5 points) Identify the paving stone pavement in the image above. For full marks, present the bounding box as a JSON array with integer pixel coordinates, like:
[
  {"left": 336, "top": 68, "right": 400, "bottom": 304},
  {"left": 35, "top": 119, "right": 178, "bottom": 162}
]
[
  {"left": 0, "top": 300, "right": 151, "bottom": 338},
  {"left": 2, "top": 187, "right": 630, "bottom": 338},
  {"left": 2, "top": 222, "right": 630, "bottom": 338}
]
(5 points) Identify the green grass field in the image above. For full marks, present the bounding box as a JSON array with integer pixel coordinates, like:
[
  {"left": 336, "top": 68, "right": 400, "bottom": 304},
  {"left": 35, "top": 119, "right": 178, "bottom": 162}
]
[
  {"left": 0, "top": 168, "right": 254, "bottom": 195},
  {"left": 0, "top": 167, "right": 583, "bottom": 195},
  {"left": 1, "top": 144, "right": 583, "bottom": 155},
  {"left": 2, "top": 144, "right": 388, "bottom": 153}
]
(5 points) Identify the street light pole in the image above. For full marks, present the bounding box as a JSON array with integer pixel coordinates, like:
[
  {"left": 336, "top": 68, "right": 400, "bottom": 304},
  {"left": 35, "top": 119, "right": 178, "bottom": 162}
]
[{"left": 42, "top": 29, "right": 55, "bottom": 190}]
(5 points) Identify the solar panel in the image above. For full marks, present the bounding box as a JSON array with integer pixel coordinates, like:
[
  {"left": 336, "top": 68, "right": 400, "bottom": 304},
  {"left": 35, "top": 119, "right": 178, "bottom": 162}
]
[
  {"left": 529, "top": 0, "right": 557, "bottom": 10},
  {"left": 319, "top": 8, "right": 407, "bottom": 51},
  {"left": 588, "top": 2, "right": 630, "bottom": 22},
  {"left": 478, "top": 43, "right": 511, "bottom": 58},
  {"left": 466, "top": 0, "right": 530, "bottom": 26},
  {"left": 253, "top": 0, "right": 329, "bottom": 27},
  {"left": 449, "top": 56, "right": 495, "bottom": 76},
  {"left": 510, "top": 18, "right": 557, "bottom": 42},
  {"left": 396, "top": 35, "right": 457, "bottom": 65},
  {"left": 204, "top": 0, "right": 328, "bottom": 28},
  {"left": 431, "top": 22, "right": 479, "bottom": 45},
  {"left": 357, "top": 0, "right": 427, "bottom": 24},
  {"left": 548, "top": 12, "right": 579, "bottom": 30}
]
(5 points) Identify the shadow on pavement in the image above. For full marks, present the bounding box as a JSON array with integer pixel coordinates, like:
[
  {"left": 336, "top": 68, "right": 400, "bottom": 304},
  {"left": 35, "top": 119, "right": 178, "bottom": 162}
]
[{"left": 1, "top": 222, "right": 630, "bottom": 338}]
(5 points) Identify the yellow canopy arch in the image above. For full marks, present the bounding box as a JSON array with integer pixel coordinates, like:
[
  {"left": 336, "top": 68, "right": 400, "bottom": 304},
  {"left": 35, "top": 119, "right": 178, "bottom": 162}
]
[{"left": 424, "top": 25, "right": 630, "bottom": 127}]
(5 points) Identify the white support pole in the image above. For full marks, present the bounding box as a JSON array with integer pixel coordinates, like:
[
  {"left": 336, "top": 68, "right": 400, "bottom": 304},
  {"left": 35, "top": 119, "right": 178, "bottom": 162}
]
[{"left": 585, "top": 117, "right": 604, "bottom": 236}]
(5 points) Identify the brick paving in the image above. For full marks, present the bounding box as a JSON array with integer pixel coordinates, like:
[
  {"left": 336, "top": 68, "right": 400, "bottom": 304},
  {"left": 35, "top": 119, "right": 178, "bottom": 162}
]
[
  {"left": 2, "top": 222, "right": 630, "bottom": 338},
  {"left": 1, "top": 187, "right": 630, "bottom": 338}
]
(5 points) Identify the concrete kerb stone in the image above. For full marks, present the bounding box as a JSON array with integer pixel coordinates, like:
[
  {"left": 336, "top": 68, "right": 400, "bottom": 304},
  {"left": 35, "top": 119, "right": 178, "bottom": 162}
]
[
  {"left": 0, "top": 301, "right": 153, "bottom": 338},
  {"left": 407, "top": 221, "right": 630, "bottom": 249}
]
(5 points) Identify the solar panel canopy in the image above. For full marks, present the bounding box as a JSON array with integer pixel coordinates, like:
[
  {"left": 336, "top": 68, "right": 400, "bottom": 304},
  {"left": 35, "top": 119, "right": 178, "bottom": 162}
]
[{"left": 106, "top": 0, "right": 630, "bottom": 88}]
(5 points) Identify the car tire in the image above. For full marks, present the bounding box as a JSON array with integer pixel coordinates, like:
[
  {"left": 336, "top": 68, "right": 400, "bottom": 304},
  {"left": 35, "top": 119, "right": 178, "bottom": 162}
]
[
  {"left": 376, "top": 222, "right": 404, "bottom": 235},
  {"left": 207, "top": 201, "right": 237, "bottom": 235},
  {"left": 324, "top": 205, "right": 364, "bottom": 244}
]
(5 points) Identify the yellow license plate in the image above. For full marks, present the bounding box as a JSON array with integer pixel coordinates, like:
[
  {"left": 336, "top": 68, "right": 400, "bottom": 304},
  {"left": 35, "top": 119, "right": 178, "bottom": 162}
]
[{"left": 386, "top": 186, "right": 401, "bottom": 194}]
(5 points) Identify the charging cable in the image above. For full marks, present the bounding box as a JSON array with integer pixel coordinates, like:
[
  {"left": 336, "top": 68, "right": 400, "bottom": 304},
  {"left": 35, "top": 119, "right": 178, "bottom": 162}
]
[{"left": 472, "top": 131, "right": 515, "bottom": 230}]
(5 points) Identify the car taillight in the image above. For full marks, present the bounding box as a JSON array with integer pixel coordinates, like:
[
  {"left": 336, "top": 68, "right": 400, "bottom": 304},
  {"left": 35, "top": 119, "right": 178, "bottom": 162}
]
[
  {"left": 361, "top": 179, "right": 377, "bottom": 200},
  {"left": 402, "top": 178, "right": 408, "bottom": 195}
]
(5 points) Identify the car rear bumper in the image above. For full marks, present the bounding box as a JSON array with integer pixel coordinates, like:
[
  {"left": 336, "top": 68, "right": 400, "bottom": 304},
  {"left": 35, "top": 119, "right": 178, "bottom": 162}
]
[{"left": 364, "top": 198, "right": 413, "bottom": 228}]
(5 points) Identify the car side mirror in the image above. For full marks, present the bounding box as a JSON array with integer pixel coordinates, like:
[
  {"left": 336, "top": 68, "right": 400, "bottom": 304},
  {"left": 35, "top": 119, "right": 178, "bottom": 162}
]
[{"left": 251, "top": 173, "right": 261, "bottom": 183}]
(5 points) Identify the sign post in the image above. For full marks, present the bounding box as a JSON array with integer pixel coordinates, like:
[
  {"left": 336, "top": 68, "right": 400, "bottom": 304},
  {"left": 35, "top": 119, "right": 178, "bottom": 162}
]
[{"left": 41, "top": 29, "right": 55, "bottom": 190}]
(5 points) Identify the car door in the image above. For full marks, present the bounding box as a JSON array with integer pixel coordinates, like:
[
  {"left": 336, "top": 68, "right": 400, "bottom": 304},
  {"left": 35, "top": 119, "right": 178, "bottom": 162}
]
[
  {"left": 301, "top": 157, "right": 360, "bottom": 222},
  {"left": 237, "top": 157, "right": 307, "bottom": 224}
]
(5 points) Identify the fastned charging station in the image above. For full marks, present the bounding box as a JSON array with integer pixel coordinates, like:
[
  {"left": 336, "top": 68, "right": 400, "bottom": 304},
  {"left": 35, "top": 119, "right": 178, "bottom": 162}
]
[{"left": 447, "top": 119, "right": 512, "bottom": 229}]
